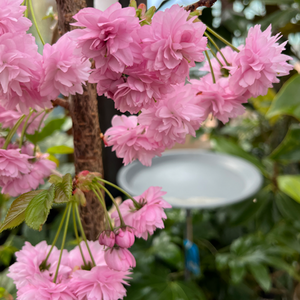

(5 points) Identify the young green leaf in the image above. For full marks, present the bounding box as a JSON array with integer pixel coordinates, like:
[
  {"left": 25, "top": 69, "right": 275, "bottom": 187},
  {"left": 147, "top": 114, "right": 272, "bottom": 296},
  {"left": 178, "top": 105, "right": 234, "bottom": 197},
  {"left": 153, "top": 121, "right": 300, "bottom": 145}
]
[
  {"left": 277, "top": 175, "right": 300, "bottom": 203},
  {"left": 54, "top": 173, "right": 73, "bottom": 204},
  {"left": 47, "top": 145, "right": 74, "bottom": 155},
  {"left": 48, "top": 174, "right": 63, "bottom": 184},
  {"left": 25, "top": 186, "right": 55, "bottom": 230},
  {"left": 0, "top": 190, "right": 43, "bottom": 232}
]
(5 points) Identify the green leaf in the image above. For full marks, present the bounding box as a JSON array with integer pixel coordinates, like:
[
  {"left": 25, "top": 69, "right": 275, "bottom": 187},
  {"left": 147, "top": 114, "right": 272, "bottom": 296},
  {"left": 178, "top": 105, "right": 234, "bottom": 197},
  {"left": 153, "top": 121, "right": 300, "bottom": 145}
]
[
  {"left": 210, "top": 136, "right": 266, "bottom": 175},
  {"left": 26, "top": 117, "right": 66, "bottom": 143},
  {"left": 277, "top": 175, "right": 300, "bottom": 203},
  {"left": 269, "top": 125, "right": 300, "bottom": 162},
  {"left": 248, "top": 263, "right": 271, "bottom": 292},
  {"left": 47, "top": 145, "right": 74, "bottom": 155},
  {"left": 48, "top": 174, "right": 62, "bottom": 184},
  {"left": 266, "top": 75, "right": 300, "bottom": 121},
  {"left": 0, "top": 190, "right": 43, "bottom": 232},
  {"left": 54, "top": 173, "right": 73, "bottom": 204},
  {"left": 275, "top": 192, "right": 300, "bottom": 220},
  {"left": 25, "top": 186, "right": 55, "bottom": 230}
]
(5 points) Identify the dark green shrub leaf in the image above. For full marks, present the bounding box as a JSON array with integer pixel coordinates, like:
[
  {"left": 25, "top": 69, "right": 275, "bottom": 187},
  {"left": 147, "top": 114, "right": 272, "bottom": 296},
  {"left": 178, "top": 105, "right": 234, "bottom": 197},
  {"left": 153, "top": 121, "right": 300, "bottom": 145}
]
[
  {"left": 277, "top": 175, "right": 300, "bottom": 203},
  {"left": 248, "top": 263, "right": 271, "bottom": 292}
]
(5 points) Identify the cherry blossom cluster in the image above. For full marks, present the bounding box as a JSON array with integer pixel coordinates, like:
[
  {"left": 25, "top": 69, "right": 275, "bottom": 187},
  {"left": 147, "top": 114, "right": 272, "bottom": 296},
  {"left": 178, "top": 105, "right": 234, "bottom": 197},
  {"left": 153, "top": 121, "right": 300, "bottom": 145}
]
[
  {"left": 8, "top": 185, "right": 172, "bottom": 300},
  {"left": 94, "top": 5, "right": 292, "bottom": 166}
]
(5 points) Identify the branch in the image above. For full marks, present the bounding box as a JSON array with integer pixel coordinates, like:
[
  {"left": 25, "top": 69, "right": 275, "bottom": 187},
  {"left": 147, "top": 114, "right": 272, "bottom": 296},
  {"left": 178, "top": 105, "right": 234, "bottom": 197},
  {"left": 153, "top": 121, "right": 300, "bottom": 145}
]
[
  {"left": 51, "top": 98, "right": 70, "bottom": 110},
  {"left": 185, "top": 0, "right": 217, "bottom": 12}
]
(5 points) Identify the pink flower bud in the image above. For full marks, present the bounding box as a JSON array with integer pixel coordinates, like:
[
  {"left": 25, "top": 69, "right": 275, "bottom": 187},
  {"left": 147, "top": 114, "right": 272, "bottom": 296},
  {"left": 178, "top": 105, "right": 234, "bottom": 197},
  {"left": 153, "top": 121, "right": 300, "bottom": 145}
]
[
  {"left": 115, "top": 227, "right": 135, "bottom": 248},
  {"left": 99, "top": 230, "right": 115, "bottom": 248},
  {"left": 104, "top": 247, "right": 136, "bottom": 271}
]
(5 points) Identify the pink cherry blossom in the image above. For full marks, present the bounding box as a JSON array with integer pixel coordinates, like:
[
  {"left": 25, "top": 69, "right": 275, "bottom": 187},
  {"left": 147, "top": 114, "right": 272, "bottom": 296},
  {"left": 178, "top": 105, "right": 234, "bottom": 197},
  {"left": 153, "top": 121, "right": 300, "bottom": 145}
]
[
  {"left": 1, "top": 153, "right": 56, "bottom": 197},
  {"left": 0, "top": 33, "right": 50, "bottom": 113},
  {"left": 140, "top": 4, "right": 207, "bottom": 84},
  {"left": 69, "top": 266, "right": 130, "bottom": 300},
  {"left": 8, "top": 241, "right": 70, "bottom": 289},
  {"left": 138, "top": 84, "right": 206, "bottom": 148},
  {"left": 115, "top": 227, "right": 135, "bottom": 249},
  {"left": 71, "top": 3, "right": 142, "bottom": 73},
  {"left": 191, "top": 76, "right": 248, "bottom": 124},
  {"left": 99, "top": 230, "right": 116, "bottom": 248},
  {"left": 104, "top": 247, "right": 136, "bottom": 271},
  {"left": 229, "top": 25, "right": 293, "bottom": 97},
  {"left": 0, "top": 148, "right": 32, "bottom": 178},
  {"left": 0, "top": 105, "right": 47, "bottom": 134},
  {"left": 112, "top": 187, "right": 171, "bottom": 240},
  {"left": 17, "top": 274, "right": 75, "bottom": 300},
  {"left": 40, "top": 33, "right": 91, "bottom": 101},
  {"left": 0, "top": 0, "right": 31, "bottom": 36},
  {"left": 104, "top": 115, "right": 164, "bottom": 166},
  {"left": 68, "top": 241, "right": 106, "bottom": 269}
]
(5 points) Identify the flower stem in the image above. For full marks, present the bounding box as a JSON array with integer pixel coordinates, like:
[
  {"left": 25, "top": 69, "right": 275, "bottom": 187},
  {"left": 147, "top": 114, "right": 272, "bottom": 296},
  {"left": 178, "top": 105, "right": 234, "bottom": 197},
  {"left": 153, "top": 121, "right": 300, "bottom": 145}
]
[
  {"left": 28, "top": 0, "right": 45, "bottom": 45},
  {"left": 43, "top": 204, "right": 69, "bottom": 266},
  {"left": 25, "top": 108, "right": 51, "bottom": 133},
  {"left": 25, "top": 0, "right": 28, "bottom": 18},
  {"left": 95, "top": 177, "right": 142, "bottom": 209},
  {"left": 95, "top": 183, "right": 126, "bottom": 227},
  {"left": 72, "top": 205, "right": 87, "bottom": 267},
  {"left": 53, "top": 203, "right": 71, "bottom": 283},
  {"left": 206, "top": 26, "right": 240, "bottom": 53},
  {"left": 205, "top": 50, "right": 216, "bottom": 84},
  {"left": 19, "top": 109, "right": 33, "bottom": 148},
  {"left": 2, "top": 115, "right": 26, "bottom": 150},
  {"left": 74, "top": 203, "right": 96, "bottom": 267},
  {"left": 33, "top": 111, "right": 47, "bottom": 155},
  {"left": 91, "top": 186, "right": 114, "bottom": 231},
  {"left": 207, "top": 44, "right": 223, "bottom": 67},
  {"left": 204, "top": 32, "right": 230, "bottom": 66}
]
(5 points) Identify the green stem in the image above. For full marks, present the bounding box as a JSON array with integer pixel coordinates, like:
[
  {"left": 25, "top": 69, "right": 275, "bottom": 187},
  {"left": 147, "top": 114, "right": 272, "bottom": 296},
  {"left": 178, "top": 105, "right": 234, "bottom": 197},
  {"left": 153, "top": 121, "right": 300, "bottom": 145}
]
[
  {"left": 2, "top": 115, "right": 26, "bottom": 150},
  {"left": 95, "top": 177, "right": 142, "bottom": 209},
  {"left": 74, "top": 204, "right": 96, "bottom": 267},
  {"left": 207, "top": 44, "right": 223, "bottom": 67},
  {"left": 206, "top": 26, "right": 240, "bottom": 53},
  {"left": 25, "top": 109, "right": 51, "bottom": 133},
  {"left": 91, "top": 186, "right": 114, "bottom": 231},
  {"left": 19, "top": 109, "right": 33, "bottom": 148},
  {"left": 95, "top": 183, "right": 126, "bottom": 227},
  {"left": 53, "top": 203, "right": 71, "bottom": 283},
  {"left": 72, "top": 205, "right": 87, "bottom": 267},
  {"left": 205, "top": 50, "right": 216, "bottom": 84},
  {"left": 25, "top": 0, "right": 28, "bottom": 18},
  {"left": 28, "top": 0, "right": 45, "bottom": 45},
  {"left": 33, "top": 111, "right": 47, "bottom": 155},
  {"left": 44, "top": 204, "right": 69, "bottom": 266}
]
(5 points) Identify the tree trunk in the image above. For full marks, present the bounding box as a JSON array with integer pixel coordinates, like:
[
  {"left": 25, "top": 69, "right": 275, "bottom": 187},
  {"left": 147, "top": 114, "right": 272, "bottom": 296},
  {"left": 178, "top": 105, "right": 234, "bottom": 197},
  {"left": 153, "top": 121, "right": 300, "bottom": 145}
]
[{"left": 56, "top": 0, "right": 105, "bottom": 240}]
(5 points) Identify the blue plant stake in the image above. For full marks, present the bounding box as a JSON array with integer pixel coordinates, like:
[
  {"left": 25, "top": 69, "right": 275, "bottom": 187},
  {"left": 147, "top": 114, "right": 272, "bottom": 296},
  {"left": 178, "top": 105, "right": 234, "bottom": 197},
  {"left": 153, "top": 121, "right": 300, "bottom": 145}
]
[{"left": 184, "top": 239, "right": 200, "bottom": 276}]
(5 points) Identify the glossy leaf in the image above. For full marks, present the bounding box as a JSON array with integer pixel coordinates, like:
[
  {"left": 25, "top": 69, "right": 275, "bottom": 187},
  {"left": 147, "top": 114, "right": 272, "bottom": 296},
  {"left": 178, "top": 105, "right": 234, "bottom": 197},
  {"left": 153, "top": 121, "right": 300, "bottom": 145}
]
[
  {"left": 26, "top": 117, "right": 66, "bottom": 143},
  {"left": 25, "top": 186, "right": 55, "bottom": 230},
  {"left": 277, "top": 175, "right": 300, "bottom": 203},
  {"left": 248, "top": 263, "right": 271, "bottom": 292},
  {"left": 47, "top": 145, "right": 74, "bottom": 155},
  {"left": 48, "top": 174, "right": 63, "bottom": 184},
  {"left": 0, "top": 190, "right": 43, "bottom": 232},
  {"left": 266, "top": 75, "right": 300, "bottom": 120},
  {"left": 269, "top": 125, "right": 300, "bottom": 162},
  {"left": 229, "top": 261, "right": 246, "bottom": 283}
]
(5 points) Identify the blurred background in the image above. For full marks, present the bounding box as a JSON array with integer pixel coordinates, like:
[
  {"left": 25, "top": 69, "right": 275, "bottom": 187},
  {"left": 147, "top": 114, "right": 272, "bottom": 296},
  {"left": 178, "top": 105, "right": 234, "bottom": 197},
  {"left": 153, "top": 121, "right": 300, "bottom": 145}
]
[{"left": 1, "top": 0, "right": 300, "bottom": 299}]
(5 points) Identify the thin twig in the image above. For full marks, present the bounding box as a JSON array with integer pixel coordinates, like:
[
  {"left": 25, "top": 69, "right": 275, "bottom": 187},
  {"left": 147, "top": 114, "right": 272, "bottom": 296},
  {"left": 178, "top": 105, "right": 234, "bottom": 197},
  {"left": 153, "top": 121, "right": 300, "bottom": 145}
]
[
  {"left": 51, "top": 98, "right": 70, "bottom": 110},
  {"left": 185, "top": 0, "right": 217, "bottom": 12}
]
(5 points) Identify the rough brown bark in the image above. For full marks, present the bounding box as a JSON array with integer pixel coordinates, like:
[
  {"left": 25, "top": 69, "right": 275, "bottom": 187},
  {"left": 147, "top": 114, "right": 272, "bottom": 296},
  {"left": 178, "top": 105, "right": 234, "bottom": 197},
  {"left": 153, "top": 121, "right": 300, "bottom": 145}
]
[{"left": 56, "top": 0, "right": 105, "bottom": 240}]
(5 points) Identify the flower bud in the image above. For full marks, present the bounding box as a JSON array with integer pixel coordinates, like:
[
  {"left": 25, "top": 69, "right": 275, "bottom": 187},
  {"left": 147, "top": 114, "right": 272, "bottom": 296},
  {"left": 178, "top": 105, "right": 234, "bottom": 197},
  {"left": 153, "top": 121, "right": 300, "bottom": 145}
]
[
  {"left": 99, "top": 230, "right": 115, "bottom": 248},
  {"left": 115, "top": 227, "right": 135, "bottom": 248},
  {"left": 104, "top": 247, "right": 136, "bottom": 271}
]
